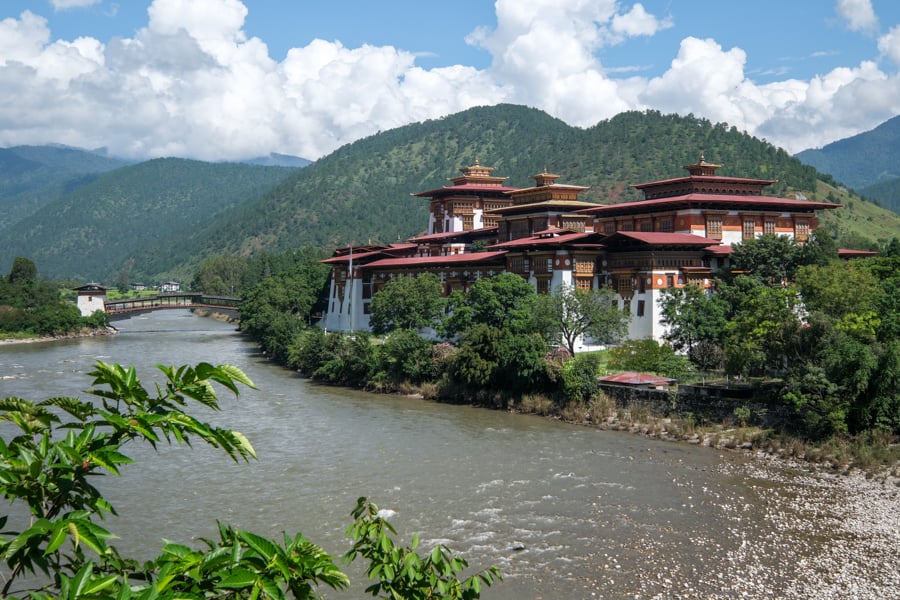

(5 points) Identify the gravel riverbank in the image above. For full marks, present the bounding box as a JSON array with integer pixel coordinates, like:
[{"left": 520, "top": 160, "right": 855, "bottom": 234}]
[{"left": 722, "top": 456, "right": 900, "bottom": 599}]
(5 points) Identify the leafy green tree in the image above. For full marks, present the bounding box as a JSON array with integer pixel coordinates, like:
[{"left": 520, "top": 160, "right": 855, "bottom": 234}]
[
  {"left": 532, "top": 285, "right": 629, "bottom": 355},
  {"left": 781, "top": 259, "right": 900, "bottom": 436},
  {"left": 193, "top": 255, "right": 250, "bottom": 295},
  {"left": 378, "top": 329, "right": 437, "bottom": 385},
  {"left": 441, "top": 274, "right": 536, "bottom": 337},
  {"left": 369, "top": 274, "right": 444, "bottom": 335},
  {"left": 799, "top": 225, "right": 840, "bottom": 266},
  {"left": 719, "top": 276, "right": 801, "bottom": 377},
  {"left": 7, "top": 257, "right": 37, "bottom": 285},
  {"left": 883, "top": 237, "right": 900, "bottom": 258},
  {"left": 658, "top": 284, "right": 728, "bottom": 368},
  {"left": 728, "top": 234, "right": 801, "bottom": 284},
  {"left": 239, "top": 259, "right": 330, "bottom": 363},
  {"left": 289, "top": 326, "right": 329, "bottom": 374},
  {"left": 313, "top": 331, "right": 378, "bottom": 387},
  {"left": 560, "top": 352, "right": 604, "bottom": 402},
  {"left": 344, "top": 498, "right": 501, "bottom": 599},
  {"left": 795, "top": 261, "right": 882, "bottom": 321},
  {"left": 0, "top": 258, "right": 107, "bottom": 337},
  {"left": 449, "top": 324, "right": 549, "bottom": 396}
]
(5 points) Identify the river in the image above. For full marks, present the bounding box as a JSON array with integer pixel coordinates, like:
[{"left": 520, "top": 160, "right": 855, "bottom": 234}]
[{"left": 1, "top": 311, "right": 897, "bottom": 599}]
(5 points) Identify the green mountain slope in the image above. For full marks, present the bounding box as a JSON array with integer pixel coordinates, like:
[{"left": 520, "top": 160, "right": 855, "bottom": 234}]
[
  {"left": 859, "top": 177, "right": 900, "bottom": 214},
  {"left": 0, "top": 158, "right": 297, "bottom": 281},
  {"left": 0, "top": 145, "right": 130, "bottom": 232},
  {"left": 795, "top": 115, "right": 900, "bottom": 191}
]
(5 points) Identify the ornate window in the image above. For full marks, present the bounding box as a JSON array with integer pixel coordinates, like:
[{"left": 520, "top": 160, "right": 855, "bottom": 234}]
[
  {"left": 764, "top": 219, "right": 776, "bottom": 235},
  {"left": 795, "top": 219, "right": 810, "bottom": 242},
  {"left": 742, "top": 218, "right": 756, "bottom": 240},
  {"left": 706, "top": 215, "right": 722, "bottom": 240},
  {"left": 575, "top": 277, "right": 592, "bottom": 291}
]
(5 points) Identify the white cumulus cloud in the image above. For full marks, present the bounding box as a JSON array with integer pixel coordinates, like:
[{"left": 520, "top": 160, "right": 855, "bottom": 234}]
[
  {"left": 0, "top": 0, "right": 898, "bottom": 160},
  {"left": 50, "top": 0, "right": 101, "bottom": 9},
  {"left": 836, "top": 0, "right": 879, "bottom": 33}
]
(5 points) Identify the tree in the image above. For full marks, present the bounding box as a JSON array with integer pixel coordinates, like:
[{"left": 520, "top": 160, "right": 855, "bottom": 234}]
[
  {"left": 799, "top": 225, "right": 839, "bottom": 267},
  {"left": 0, "top": 362, "right": 500, "bottom": 598},
  {"left": 378, "top": 328, "right": 437, "bottom": 385},
  {"left": 795, "top": 261, "right": 883, "bottom": 327},
  {"left": 532, "top": 285, "right": 629, "bottom": 355},
  {"left": 7, "top": 257, "right": 37, "bottom": 285},
  {"left": 369, "top": 274, "right": 444, "bottom": 334},
  {"left": 719, "top": 276, "right": 801, "bottom": 377},
  {"left": 658, "top": 284, "right": 728, "bottom": 368},
  {"left": 193, "top": 255, "right": 250, "bottom": 295},
  {"left": 728, "top": 234, "right": 801, "bottom": 284},
  {"left": 440, "top": 273, "right": 536, "bottom": 338},
  {"left": 345, "top": 498, "right": 501, "bottom": 599},
  {"left": 239, "top": 259, "right": 330, "bottom": 363},
  {"left": 449, "top": 324, "right": 549, "bottom": 396},
  {"left": 608, "top": 338, "right": 693, "bottom": 379}
]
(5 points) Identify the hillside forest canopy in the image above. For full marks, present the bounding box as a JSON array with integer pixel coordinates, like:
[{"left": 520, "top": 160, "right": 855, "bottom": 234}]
[{"left": 2, "top": 106, "right": 899, "bottom": 284}]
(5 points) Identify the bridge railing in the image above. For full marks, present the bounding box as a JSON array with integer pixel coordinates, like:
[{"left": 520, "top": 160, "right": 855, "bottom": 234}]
[{"left": 104, "top": 294, "right": 241, "bottom": 314}]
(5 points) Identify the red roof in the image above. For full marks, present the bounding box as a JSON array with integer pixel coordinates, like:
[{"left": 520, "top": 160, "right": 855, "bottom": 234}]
[
  {"left": 705, "top": 244, "right": 733, "bottom": 255},
  {"left": 602, "top": 231, "right": 720, "bottom": 247},
  {"left": 838, "top": 248, "right": 879, "bottom": 258},
  {"left": 321, "top": 243, "right": 417, "bottom": 264},
  {"left": 321, "top": 250, "right": 385, "bottom": 264},
  {"left": 490, "top": 232, "right": 597, "bottom": 249},
  {"left": 576, "top": 193, "right": 841, "bottom": 216},
  {"left": 632, "top": 175, "right": 777, "bottom": 189},
  {"left": 364, "top": 251, "right": 508, "bottom": 269},
  {"left": 408, "top": 227, "right": 498, "bottom": 242},
  {"left": 599, "top": 372, "right": 676, "bottom": 386},
  {"left": 412, "top": 183, "right": 520, "bottom": 197}
]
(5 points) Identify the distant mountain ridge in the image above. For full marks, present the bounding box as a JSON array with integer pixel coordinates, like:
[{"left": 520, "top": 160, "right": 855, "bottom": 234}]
[
  {"left": 0, "top": 145, "right": 131, "bottom": 233},
  {"left": 240, "top": 153, "right": 311, "bottom": 167},
  {"left": 795, "top": 115, "right": 900, "bottom": 191},
  {"left": 0, "top": 158, "right": 298, "bottom": 281},
  {"left": 2, "top": 105, "right": 898, "bottom": 284},
  {"left": 795, "top": 115, "right": 900, "bottom": 214}
]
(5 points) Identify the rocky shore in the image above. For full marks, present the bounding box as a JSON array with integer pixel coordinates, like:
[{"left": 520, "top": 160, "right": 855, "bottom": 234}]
[{"left": 718, "top": 457, "right": 900, "bottom": 599}]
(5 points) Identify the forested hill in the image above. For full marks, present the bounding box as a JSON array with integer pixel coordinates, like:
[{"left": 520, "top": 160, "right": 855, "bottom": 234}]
[
  {"left": 0, "top": 158, "right": 297, "bottom": 282},
  {"left": 175, "top": 106, "right": 824, "bottom": 266},
  {"left": 0, "top": 145, "right": 129, "bottom": 233}
]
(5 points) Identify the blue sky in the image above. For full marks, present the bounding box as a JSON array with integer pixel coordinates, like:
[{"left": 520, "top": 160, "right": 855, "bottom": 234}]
[{"left": 2, "top": 0, "right": 900, "bottom": 161}]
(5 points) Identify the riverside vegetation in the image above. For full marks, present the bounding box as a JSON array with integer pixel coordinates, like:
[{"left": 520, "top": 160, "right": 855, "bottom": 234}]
[
  {"left": 232, "top": 231, "right": 900, "bottom": 471},
  {"left": 0, "top": 257, "right": 109, "bottom": 341}
]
